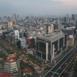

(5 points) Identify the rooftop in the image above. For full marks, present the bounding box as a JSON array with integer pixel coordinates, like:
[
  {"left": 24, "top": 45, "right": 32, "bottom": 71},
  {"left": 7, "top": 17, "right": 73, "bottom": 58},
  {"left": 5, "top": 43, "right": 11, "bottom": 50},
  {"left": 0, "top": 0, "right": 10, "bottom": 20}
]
[
  {"left": 0, "top": 72, "right": 12, "bottom": 77},
  {"left": 37, "top": 31, "right": 65, "bottom": 42}
]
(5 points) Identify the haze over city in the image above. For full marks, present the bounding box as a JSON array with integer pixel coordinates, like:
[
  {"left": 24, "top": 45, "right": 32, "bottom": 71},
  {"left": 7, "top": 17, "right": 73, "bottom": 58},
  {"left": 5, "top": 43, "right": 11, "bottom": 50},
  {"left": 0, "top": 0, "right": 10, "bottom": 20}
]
[
  {"left": 1, "top": 0, "right": 77, "bottom": 77},
  {"left": 0, "top": 0, "right": 77, "bottom": 16}
]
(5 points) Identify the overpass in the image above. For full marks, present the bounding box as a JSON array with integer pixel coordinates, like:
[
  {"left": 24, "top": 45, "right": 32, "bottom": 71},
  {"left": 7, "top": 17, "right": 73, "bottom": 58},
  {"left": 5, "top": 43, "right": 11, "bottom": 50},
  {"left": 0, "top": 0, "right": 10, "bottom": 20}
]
[{"left": 42, "top": 48, "right": 77, "bottom": 77}]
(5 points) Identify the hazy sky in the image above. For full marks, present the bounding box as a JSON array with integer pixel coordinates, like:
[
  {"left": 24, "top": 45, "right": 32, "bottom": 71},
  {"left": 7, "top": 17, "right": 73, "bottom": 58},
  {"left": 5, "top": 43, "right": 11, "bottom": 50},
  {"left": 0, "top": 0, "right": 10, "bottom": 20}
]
[{"left": 0, "top": 0, "right": 77, "bottom": 16}]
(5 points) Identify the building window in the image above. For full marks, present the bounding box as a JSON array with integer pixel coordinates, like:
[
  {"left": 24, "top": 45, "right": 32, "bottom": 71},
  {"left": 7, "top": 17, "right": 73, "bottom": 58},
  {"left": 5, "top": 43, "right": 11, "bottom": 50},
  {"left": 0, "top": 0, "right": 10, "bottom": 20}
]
[
  {"left": 36, "top": 42, "right": 46, "bottom": 53},
  {"left": 59, "top": 38, "right": 63, "bottom": 49}
]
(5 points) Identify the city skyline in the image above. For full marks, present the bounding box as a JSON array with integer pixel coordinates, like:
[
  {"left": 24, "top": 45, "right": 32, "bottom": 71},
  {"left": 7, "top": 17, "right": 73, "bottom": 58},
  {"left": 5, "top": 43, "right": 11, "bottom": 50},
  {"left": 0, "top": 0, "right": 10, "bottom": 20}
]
[
  {"left": 0, "top": 1, "right": 77, "bottom": 77},
  {"left": 0, "top": 0, "right": 77, "bottom": 16}
]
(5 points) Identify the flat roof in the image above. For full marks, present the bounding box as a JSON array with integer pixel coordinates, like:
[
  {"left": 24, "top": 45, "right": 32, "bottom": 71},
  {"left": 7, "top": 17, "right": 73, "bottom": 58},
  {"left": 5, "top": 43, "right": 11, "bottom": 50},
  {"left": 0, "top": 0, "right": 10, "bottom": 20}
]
[{"left": 37, "top": 31, "right": 65, "bottom": 42}]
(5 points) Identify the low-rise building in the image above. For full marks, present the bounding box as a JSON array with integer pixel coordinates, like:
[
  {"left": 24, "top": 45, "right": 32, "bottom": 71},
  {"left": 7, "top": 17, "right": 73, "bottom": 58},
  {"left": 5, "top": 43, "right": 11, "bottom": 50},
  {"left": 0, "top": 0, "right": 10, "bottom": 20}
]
[{"left": 4, "top": 53, "right": 19, "bottom": 73}]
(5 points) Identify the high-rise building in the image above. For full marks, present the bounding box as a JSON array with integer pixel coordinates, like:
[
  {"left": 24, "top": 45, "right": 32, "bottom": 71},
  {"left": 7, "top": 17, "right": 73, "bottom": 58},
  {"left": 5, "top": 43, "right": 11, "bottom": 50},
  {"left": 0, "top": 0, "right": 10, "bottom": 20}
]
[
  {"left": 45, "top": 24, "right": 54, "bottom": 34},
  {"left": 36, "top": 31, "right": 66, "bottom": 63}
]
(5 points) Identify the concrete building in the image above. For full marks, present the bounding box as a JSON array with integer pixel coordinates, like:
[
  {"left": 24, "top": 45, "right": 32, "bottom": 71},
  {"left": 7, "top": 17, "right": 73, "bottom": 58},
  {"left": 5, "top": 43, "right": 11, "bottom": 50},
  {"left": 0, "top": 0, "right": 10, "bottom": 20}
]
[
  {"left": 19, "top": 37, "right": 27, "bottom": 49},
  {"left": 46, "top": 24, "right": 54, "bottom": 34},
  {"left": 8, "top": 20, "right": 16, "bottom": 29},
  {"left": 36, "top": 30, "right": 66, "bottom": 63},
  {"left": 63, "top": 26, "right": 76, "bottom": 47},
  {"left": 67, "top": 35, "right": 75, "bottom": 47},
  {"left": 4, "top": 53, "right": 18, "bottom": 73},
  {"left": 14, "top": 30, "right": 20, "bottom": 40}
]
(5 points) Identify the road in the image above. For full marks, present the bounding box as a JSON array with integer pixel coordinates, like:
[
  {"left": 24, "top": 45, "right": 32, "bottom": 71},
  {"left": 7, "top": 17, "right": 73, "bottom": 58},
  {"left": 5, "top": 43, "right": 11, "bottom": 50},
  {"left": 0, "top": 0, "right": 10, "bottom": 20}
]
[
  {"left": 0, "top": 39, "right": 77, "bottom": 77},
  {"left": 42, "top": 47, "right": 77, "bottom": 77}
]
